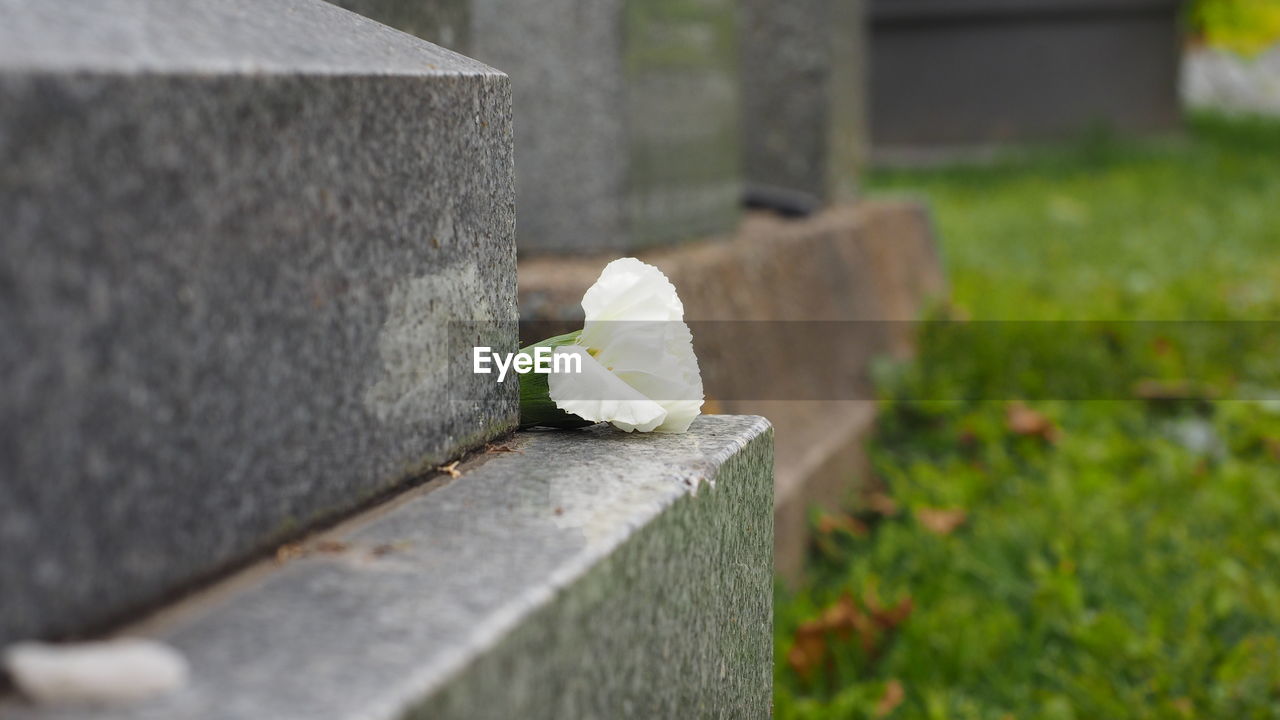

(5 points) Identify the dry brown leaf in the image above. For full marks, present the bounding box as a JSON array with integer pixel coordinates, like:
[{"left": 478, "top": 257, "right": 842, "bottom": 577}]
[
  {"left": 875, "top": 679, "right": 905, "bottom": 717},
  {"left": 312, "top": 540, "right": 349, "bottom": 554},
  {"left": 1006, "top": 401, "right": 1059, "bottom": 441},
  {"left": 369, "top": 542, "right": 410, "bottom": 558},
  {"left": 916, "top": 507, "right": 967, "bottom": 536},
  {"left": 485, "top": 443, "right": 521, "bottom": 454},
  {"left": 868, "top": 595, "right": 914, "bottom": 630},
  {"left": 787, "top": 620, "right": 828, "bottom": 679},
  {"left": 275, "top": 542, "right": 304, "bottom": 564},
  {"left": 816, "top": 512, "right": 869, "bottom": 537},
  {"left": 437, "top": 461, "right": 462, "bottom": 479},
  {"left": 865, "top": 492, "right": 899, "bottom": 517}
]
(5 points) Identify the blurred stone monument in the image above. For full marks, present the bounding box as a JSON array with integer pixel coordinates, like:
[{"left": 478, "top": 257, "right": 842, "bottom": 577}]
[
  {"left": 333, "top": 0, "right": 742, "bottom": 253},
  {"left": 740, "top": 0, "right": 867, "bottom": 210},
  {"left": 869, "top": 0, "right": 1183, "bottom": 163}
]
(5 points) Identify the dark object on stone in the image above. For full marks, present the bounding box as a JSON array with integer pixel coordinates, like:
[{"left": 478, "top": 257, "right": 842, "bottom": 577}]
[{"left": 742, "top": 185, "right": 823, "bottom": 218}]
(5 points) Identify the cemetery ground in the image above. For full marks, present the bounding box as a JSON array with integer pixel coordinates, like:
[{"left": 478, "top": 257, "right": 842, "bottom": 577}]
[{"left": 775, "top": 112, "right": 1280, "bottom": 719}]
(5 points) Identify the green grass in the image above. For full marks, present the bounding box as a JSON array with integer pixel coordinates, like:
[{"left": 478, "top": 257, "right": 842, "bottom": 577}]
[{"left": 775, "top": 114, "right": 1280, "bottom": 720}]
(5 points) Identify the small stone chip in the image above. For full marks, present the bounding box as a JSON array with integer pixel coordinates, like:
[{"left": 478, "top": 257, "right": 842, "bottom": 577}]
[{"left": 3, "top": 638, "right": 189, "bottom": 707}]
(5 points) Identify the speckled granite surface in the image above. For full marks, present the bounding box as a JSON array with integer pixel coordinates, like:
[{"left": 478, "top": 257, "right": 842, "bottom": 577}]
[
  {"left": 328, "top": 0, "right": 742, "bottom": 254},
  {"left": 0, "top": 0, "right": 517, "bottom": 649},
  {"left": 740, "top": 0, "right": 866, "bottom": 203},
  {"left": 3, "top": 416, "right": 774, "bottom": 720}
]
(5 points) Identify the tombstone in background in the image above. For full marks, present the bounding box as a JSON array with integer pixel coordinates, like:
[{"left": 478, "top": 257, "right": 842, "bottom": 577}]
[
  {"left": 739, "top": 0, "right": 867, "bottom": 209},
  {"left": 0, "top": 0, "right": 517, "bottom": 649},
  {"left": 330, "top": 0, "right": 742, "bottom": 254},
  {"left": 869, "top": 0, "right": 1183, "bottom": 162}
]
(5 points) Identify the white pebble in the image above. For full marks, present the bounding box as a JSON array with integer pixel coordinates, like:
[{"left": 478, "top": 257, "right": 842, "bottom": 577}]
[{"left": 3, "top": 638, "right": 188, "bottom": 707}]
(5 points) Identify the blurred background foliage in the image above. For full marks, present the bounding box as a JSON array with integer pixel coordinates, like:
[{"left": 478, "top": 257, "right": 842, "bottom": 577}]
[
  {"left": 1189, "top": 0, "right": 1280, "bottom": 55},
  {"left": 774, "top": 113, "right": 1280, "bottom": 719}
]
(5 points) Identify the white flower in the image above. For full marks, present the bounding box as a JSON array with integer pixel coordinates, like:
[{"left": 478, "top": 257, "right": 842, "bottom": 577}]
[{"left": 547, "top": 258, "right": 704, "bottom": 433}]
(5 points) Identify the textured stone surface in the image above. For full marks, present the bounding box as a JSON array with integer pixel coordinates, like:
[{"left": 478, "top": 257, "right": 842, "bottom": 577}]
[
  {"left": 870, "top": 0, "right": 1182, "bottom": 161},
  {"left": 0, "top": 0, "right": 517, "bottom": 649},
  {"left": 2, "top": 416, "right": 774, "bottom": 720},
  {"left": 519, "top": 201, "right": 946, "bottom": 577},
  {"left": 326, "top": 0, "right": 471, "bottom": 53},
  {"left": 740, "top": 0, "right": 867, "bottom": 203},
  {"left": 328, "top": 0, "right": 742, "bottom": 254}
]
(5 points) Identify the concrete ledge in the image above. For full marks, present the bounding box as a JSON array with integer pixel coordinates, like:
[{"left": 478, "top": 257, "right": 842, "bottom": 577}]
[{"left": 3, "top": 416, "right": 773, "bottom": 719}]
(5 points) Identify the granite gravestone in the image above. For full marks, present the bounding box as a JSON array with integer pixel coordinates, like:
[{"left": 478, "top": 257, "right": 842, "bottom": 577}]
[
  {"left": 3, "top": 416, "right": 774, "bottom": 720},
  {"left": 740, "top": 0, "right": 867, "bottom": 208},
  {"left": 329, "top": 0, "right": 742, "bottom": 254},
  {"left": 0, "top": 0, "right": 517, "bottom": 648}
]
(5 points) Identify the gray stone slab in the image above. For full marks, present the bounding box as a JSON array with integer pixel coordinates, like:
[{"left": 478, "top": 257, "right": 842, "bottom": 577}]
[
  {"left": 328, "top": 0, "right": 742, "bottom": 254},
  {"left": 1, "top": 416, "right": 775, "bottom": 720},
  {"left": 868, "top": 0, "right": 1182, "bottom": 156},
  {"left": 740, "top": 0, "right": 867, "bottom": 205},
  {"left": 0, "top": 0, "right": 517, "bottom": 650}
]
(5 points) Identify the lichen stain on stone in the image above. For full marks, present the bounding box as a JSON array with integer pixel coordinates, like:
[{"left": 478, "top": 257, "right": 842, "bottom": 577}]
[{"left": 364, "top": 265, "right": 491, "bottom": 425}]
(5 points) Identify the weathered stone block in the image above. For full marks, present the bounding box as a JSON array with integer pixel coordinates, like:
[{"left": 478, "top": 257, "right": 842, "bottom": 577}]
[
  {"left": 2, "top": 416, "right": 774, "bottom": 719},
  {"left": 870, "top": 0, "right": 1182, "bottom": 162},
  {"left": 740, "top": 0, "right": 867, "bottom": 205},
  {"left": 0, "top": 0, "right": 517, "bottom": 649},
  {"left": 328, "top": 0, "right": 742, "bottom": 254}
]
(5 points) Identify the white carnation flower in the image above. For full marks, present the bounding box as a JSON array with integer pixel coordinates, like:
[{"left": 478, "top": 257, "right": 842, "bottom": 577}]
[{"left": 536, "top": 258, "right": 704, "bottom": 433}]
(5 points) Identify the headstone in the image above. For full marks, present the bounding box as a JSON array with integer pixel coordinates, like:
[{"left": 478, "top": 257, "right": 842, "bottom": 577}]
[
  {"left": 740, "top": 0, "right": 867, "bottom": 206},
  {"left": 869, "top": 0, "right": 1182, "bottom": 162},
  {"left": 328, "top": 0, "right": 743, "bottom": 254},
  {"left": 2, "top": 416, "right": 775, "bottom": 720},
  {"left": 0, "top": 0, "right": 517, "bottom": 649}
]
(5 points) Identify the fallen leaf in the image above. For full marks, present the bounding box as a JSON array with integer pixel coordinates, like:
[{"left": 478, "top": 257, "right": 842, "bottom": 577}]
[
  {"left": 275, "top": 543, "right": 304, "bottom": 564},
  {"left": 875, "top": 679, "right": 905, "bottom": 717},
  {"left": 312, "top": 540, "right": 348, "bottom": 554},
  {"left": 787, "top": 620, "right": 828, "bottom": 679},
  {"left": 1006, "top": 401, "right": 1059, "bottom": 441},
  {"left": 868, "top": 595, "right": 914, "bottom": 630},
  {"left": 816, "top": 511, "right": 868, "bottom": 537},
  {"left": 865, "top": 492, "right": 899, "bottom": 517},
  {"left": 916, "top": 507, "right": 967, "bottom": 536},
  {"left": 485, "top": 443, "right": 520, "bottom": 454},
  {"left": 438, "top": 461, "right": 462, "bottom": 479}
]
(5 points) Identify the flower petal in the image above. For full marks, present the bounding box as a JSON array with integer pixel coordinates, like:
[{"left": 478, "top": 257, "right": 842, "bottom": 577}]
[
  {"left": 581, "top": 258, "right": 684, "bottom": 325},
  {"left": 600, "top": 320, "right": 704, "bottom": 433},
  {"left": 547, "top": 345, "right": 667, "bottom": 433}
]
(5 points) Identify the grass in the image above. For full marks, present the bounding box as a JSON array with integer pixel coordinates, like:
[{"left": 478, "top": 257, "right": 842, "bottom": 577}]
[{"left": 774, "top": 114, "right": 1280, "bottom": 719}]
